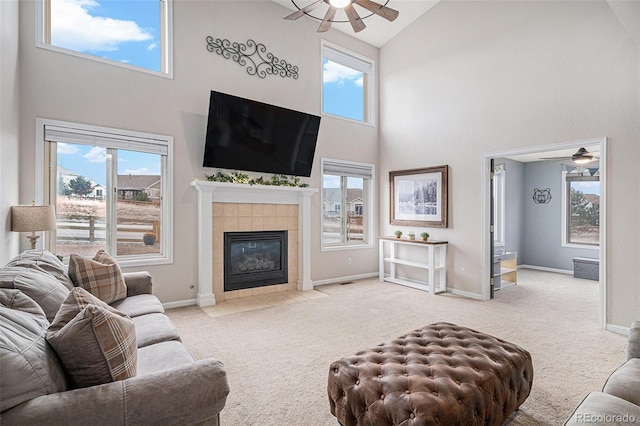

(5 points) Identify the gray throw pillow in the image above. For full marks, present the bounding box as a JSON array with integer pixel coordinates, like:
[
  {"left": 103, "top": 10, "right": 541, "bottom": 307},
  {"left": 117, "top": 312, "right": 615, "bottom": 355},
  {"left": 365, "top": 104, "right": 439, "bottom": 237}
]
[
  {"left": 0, "top": 290, "right": 68, "bottom": 411},
  {"left": 46, "top": 288, "right": 137, "bottom": 388},
  {"left": 0, "top": 263, "right": 69, "bottom": 322}
]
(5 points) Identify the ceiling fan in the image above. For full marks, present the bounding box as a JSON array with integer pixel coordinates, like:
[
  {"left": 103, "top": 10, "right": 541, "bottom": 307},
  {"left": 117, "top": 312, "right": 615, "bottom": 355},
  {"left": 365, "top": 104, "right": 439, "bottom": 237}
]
[
  {"left": 284, "top": 0, "right": 399, "bottom": 33},
  {"left": 541, "top": 147, "right": 599, "bottom": 165}
]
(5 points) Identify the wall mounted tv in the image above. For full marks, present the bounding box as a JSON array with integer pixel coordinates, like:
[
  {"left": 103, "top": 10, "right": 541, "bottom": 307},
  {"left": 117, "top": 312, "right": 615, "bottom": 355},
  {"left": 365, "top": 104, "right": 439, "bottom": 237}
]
[{"left": 203, "top": 90, "right": 321, "bottom": 177}]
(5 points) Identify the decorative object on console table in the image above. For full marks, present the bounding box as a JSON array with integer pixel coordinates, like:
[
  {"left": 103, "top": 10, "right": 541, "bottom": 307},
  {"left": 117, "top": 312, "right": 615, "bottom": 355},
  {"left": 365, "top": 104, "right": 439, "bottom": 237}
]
[
  {"left": 420, "top": 232, "right": 429, "bottom": 241},
  {"left": 11, "top": 202, "right": 57, "bottom": 249},
  {"left": 390, "top": 165, "right": 449, "bottom": 227},
  {"left": 205, "top": 37, "right": 299, "bottom": 80},
  {"left": 378, "top": 236, "right": 448, "bottom": 294},
  {"left": 394, "top": 230, "right": 402, "bottom": 238}
]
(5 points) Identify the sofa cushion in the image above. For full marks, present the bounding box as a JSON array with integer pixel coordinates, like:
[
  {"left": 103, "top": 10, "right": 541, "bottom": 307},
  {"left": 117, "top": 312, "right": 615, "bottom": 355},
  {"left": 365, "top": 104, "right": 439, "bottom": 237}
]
[
  {"left": 0, "top": 263, "right": 69, "bottom": 322},
  {"left": 111, "top": 293, "right": 165, "bottom": 317},
  {"left": 133, "top": 312, "right": 181, "bottom": 348},
  {"left": 0, "top": 289, "right": 68, "bottom": 411},
  {"left": 137, "top": 340, "right": 195, "bottom": 377},
  {"left": 565, "top": 391, "right": 640, "bottom": 425},
  {"left": 68, "top": 250, "right": 127, "bottom": 304},
  {"left": 5, "top": 249, "right": 74, "bottom": 290},
  {"left": 47, "top": 289, "right": 137, "bottom": 388},
  {"left": 602, "top": 358, "right": 640, "bottom": 406}
]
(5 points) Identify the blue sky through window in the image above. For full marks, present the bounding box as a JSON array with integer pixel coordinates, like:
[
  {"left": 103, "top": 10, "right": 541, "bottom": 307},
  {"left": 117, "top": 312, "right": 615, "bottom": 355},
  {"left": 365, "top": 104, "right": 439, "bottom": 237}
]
[
  {"left": 57, "top": 143, "right": 160, "bottom": 186},
  {"left": 50, "top": 0, "right": 161, "bottom": 72},
  {"left": 323, "top": 59, "right": 364, "bottom": 122}
]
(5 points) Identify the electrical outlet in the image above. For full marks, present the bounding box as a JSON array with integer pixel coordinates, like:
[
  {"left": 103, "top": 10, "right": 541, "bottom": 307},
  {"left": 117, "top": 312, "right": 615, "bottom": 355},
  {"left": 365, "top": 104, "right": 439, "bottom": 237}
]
[{"left": 348, "top": 257, "right": 352, "bottom": 265}]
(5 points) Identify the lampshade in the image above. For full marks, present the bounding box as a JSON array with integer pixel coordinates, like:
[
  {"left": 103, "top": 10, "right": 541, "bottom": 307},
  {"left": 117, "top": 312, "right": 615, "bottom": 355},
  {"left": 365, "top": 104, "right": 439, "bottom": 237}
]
[{"left": 11, "top": 205, "right": 57, "bottom": 232}]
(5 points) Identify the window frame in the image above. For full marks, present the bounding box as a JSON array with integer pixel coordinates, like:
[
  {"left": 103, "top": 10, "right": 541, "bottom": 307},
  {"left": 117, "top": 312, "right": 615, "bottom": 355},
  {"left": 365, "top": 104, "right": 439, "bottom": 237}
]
[
  {"left": 561, "top": 170, "right": 600, "bottom": 250},
  {"left": 36, "top": 0, "right": 174, "bottom": 79},
  {"left": 320, "top": 40, "right": 375, "bottom": 127},
  {"left": 36, "top": 118, "right": 174, "bottom": 267},
  {"left": 321, "top": 158, "right": 375, "bottom": 251}
]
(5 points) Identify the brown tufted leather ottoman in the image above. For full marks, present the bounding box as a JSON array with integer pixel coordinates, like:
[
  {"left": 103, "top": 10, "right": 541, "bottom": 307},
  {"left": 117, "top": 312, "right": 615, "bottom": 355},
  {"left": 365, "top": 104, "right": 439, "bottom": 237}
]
[{"left": 328, "top": 322, "right": 533, "bottom": 425}]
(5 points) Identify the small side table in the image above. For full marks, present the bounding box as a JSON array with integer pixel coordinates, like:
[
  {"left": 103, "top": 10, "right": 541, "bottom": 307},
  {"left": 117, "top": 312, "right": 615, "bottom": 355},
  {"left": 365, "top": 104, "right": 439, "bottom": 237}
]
[{"left": 378, "top": 236, "right": 448, "bottom": 294}]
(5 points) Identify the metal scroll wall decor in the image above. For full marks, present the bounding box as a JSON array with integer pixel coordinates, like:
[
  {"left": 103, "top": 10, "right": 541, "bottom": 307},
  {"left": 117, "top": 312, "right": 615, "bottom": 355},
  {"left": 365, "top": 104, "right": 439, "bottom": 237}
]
[
  {"left": 205, "top": 37, "right": 299, "bottom": 80},
  {"left": 532, "top": 188, "right": 552, "bottom": 204}
]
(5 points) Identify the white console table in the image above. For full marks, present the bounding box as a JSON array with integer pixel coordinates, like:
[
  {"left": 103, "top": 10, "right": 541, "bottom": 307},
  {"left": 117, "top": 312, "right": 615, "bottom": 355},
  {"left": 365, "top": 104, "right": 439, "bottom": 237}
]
[{"left": 378, "top": 236, "right": 448, "bottom": 294}]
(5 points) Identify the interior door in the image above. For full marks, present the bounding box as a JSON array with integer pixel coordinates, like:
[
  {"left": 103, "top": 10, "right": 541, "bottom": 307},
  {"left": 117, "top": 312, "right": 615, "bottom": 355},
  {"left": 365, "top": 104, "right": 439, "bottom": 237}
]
[{"left": 489, "top": 158, "right": 495, "bottom": 299}]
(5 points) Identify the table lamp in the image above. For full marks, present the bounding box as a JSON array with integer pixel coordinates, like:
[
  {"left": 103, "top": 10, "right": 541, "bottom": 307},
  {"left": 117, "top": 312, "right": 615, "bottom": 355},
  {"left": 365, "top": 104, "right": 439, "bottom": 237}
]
[{"left": 11, "top": 202, "right": 57, "bottom": 249}]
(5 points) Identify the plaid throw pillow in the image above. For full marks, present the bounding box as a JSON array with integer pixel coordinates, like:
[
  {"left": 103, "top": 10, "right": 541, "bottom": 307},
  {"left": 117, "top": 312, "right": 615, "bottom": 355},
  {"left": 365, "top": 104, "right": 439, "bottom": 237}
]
[
  {"left": 46, "top": 289, "right": 137, "bottom": 388},
  {"left": 68, "top": 250, "right": 127, "bottom": 304}
]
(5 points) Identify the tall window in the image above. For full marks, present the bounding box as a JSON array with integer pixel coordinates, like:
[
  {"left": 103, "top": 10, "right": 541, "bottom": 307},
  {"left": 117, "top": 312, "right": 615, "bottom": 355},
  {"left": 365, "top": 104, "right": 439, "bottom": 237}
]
[
  {"left": 322, "top": 158, "right": 374, "bottom": 249},
  {"left": 38, "top": 0, "right": 173, "bottom": 76},
  {"left": 38, "top": 119, "right": 173, "bottom": 266},
  {"left": 562, "top": 171, "right": 600, "bottom": 247},
  {"left": 321, "top": 40, "right": 375, "bottom": 125}
]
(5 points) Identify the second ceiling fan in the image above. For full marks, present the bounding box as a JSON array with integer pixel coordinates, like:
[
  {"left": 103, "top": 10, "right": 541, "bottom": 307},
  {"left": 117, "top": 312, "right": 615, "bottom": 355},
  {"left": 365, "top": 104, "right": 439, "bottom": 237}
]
[{"left": 284, "top": 0, "right": 399, "bottom": 33}]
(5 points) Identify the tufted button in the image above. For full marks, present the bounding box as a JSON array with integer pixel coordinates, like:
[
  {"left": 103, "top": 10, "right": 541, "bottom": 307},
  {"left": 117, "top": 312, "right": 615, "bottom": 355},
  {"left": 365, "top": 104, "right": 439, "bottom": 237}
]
[
  {"left": 405, "top": 390, "right": 411, "bottom": 394},
  {"left": 381, "top": 394, "right": 385, "bottom": 400},
  {"left": 355, "top": 380, "right": 360, "bottom": 385},
  {"left": 409, "top": 413, "right": 416, "bottom": 419},
  {"left": 378, "top": 375, "right": 383, "bottom": 378}
]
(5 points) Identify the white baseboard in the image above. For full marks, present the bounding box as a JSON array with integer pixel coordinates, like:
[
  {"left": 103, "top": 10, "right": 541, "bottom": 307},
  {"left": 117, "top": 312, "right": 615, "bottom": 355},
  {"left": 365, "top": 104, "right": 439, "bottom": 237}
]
[
  {"left": 519, "top": 264, "right": 573, "bottom": 275},
  {"left": 313, "top": 272, "right": 379, "bottom": 287},
  {"left": 606, "top": 323, "right": 630, "bottom": 336},
  {"left": 163, "top": 299, "right": 197, "bottom": 309},
  {"left": 446, "top": 288, "right": 484, "bottom": 300}
]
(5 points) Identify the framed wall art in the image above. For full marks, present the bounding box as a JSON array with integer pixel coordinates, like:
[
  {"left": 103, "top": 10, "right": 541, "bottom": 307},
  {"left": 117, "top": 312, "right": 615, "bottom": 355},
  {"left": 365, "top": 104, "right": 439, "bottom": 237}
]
[{"left": 389, "top": 165, "right": 449, "bottom": 227}]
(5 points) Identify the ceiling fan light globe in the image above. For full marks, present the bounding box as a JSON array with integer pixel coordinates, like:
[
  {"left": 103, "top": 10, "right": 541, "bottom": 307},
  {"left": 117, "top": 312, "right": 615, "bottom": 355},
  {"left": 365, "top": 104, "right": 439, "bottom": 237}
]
[
  {"left": 329, "top": 0, "right": 351, "bottom": 8},
  {"left": 573, "top": 156, "right": 592, "bottom": 165}
]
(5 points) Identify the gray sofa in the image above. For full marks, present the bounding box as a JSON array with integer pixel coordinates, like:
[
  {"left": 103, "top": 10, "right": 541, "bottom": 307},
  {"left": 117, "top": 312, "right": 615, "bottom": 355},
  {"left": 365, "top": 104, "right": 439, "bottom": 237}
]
[
  {"left": 565, "top": 320, "right": 640, "bottom": 425},
  {"left": 0, "top": 249, "right": 229, "bottom": 425}
]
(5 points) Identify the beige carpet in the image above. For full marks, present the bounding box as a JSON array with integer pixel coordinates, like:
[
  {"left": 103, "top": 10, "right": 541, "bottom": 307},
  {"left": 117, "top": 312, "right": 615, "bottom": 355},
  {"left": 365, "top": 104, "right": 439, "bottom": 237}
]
[{"left": 166, "top": 269, "right": 628, "bottom": 425}]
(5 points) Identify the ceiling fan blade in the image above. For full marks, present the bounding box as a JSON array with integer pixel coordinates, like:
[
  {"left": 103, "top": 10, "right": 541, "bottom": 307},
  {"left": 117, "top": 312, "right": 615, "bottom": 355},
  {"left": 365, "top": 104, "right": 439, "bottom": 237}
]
[
  {"left": 344, "top": 3, "right": 366, "bottom": 32},
  {"left": 317, "top": 6, "right": 337, "bottom": 32},
  {"left": 284, "top": 0, "right": 323, "bottom": 21},
  {"left": 355, "top": 0, "right": 399, "bottom": 21}
]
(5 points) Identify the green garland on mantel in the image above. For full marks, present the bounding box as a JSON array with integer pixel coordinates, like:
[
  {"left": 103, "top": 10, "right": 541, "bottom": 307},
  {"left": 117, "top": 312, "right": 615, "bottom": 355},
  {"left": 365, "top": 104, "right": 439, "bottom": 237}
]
[{"left": 205, "top": 171, "right": 309, "bottom": 188}]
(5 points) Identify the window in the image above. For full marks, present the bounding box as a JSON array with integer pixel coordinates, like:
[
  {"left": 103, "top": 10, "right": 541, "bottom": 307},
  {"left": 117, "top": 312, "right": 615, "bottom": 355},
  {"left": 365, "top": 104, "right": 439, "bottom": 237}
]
[
  {"left": 493, "top": 164, "right": 506, "bottom": 247},
  {"left": 321, "top": 158, "right": 374, "bottom": 249},
  {"left": 562, "top": 171, "right": 600, "bottom": 247},
  {"left": 38, "top": 0, "right": 173, "bottom": 76},
  {"left": 38, "top": 119, "right": 173, "bottom": 266},
  {"left": 321, "top": 40, "right": 375, "bottom": 125}
]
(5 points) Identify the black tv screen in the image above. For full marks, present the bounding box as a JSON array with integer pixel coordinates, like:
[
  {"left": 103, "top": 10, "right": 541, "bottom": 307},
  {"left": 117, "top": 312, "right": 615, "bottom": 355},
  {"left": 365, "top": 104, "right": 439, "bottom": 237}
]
[{"left": 203, "top": 90, "right": 321, "bottom": 177}]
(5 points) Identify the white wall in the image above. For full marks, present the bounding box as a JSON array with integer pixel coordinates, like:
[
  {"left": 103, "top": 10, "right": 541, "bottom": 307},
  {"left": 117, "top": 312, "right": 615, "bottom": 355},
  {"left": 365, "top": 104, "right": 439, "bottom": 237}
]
[
  {"left": 0, "top": 0, "right": 20, "bottom": 264},
  {"left": 17, "top": 0, "right": 379, "bottom": 303},
  {"left": 379, "top": 1, "right": 640, "bottom": 327}
]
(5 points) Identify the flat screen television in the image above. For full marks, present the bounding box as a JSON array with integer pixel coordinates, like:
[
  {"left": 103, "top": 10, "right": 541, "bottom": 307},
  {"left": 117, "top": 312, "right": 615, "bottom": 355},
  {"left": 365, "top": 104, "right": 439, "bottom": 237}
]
[{"left": 203, "top": 90, "right": 321, "bottom": 177}]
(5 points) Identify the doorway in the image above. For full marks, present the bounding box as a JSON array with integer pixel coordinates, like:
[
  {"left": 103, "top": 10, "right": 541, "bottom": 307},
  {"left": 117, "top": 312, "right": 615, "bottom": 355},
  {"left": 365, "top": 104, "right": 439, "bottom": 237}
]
[{"left": 481, "top": 138, "right": 607, "bottom": 328}]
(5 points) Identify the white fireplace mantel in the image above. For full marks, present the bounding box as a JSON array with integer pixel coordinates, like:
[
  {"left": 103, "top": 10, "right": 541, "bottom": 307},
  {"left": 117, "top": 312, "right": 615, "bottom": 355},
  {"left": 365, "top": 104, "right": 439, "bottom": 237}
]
[{"left": 191, "top": 180, "right": 318, "bottom": 307}]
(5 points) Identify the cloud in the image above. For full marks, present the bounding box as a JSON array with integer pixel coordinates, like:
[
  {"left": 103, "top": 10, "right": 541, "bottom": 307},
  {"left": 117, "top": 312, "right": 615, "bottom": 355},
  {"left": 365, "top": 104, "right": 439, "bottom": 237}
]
[
  {"left": 147, "top": 43, "right": 157, "bottom": 51},
  {"left": 323, "top": 60, "right": 363, "bottom": 86},
  {"left": 124, "top": 168, "right": 157, "bottom": 175},
  {"left": 83, "top": 146, "right": 106, "bottom": 163},
  {"left": 51, "top": 0, "right": 153, "bottom": 52},
  {"left": 57, "top": 143, "right": 79, "bottom": 155}
]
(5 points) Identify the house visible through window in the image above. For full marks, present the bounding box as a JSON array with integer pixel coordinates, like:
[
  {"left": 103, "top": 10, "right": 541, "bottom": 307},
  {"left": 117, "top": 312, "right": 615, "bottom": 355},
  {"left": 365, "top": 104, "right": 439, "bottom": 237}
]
[
  {"left": 39, "top": 119, "right": 173, "bottom": 266},
  {"left": 562, "top": 171, "right": 600, "bottom": 247},
  {"left": 321, "top": 40, "right": 375, "bottom": 125},
  {"left": 322, "top": 158, "right": 374, "bottom": 249},
  {"left": 38, "top": 0, "right": 172, "bottom": 76}
]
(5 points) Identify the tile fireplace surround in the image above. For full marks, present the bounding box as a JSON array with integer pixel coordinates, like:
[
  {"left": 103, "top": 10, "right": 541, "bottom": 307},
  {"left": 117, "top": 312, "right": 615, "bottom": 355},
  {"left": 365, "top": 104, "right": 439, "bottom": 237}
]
[{"left": 191, "top": 180, "right": 317, "bottom": 307}]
